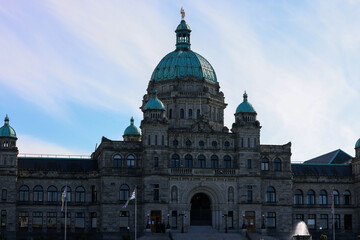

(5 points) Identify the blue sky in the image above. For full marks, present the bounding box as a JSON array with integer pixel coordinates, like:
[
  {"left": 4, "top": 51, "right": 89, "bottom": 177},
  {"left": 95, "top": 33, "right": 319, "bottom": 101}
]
[{"left": 0, "top": 1, "right": 359, "bottom": 161}]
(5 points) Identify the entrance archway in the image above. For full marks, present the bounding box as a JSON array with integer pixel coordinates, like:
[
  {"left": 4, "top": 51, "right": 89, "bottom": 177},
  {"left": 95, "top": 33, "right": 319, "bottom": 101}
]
[{"left": 190, "top": 193, "right": 212, "bottom": 225}]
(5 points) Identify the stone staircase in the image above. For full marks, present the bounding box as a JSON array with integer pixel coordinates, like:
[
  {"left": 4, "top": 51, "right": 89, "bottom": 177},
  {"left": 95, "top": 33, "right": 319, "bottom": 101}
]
[{"left": 172, "top": 226, "right": 246, "bottom": 240}]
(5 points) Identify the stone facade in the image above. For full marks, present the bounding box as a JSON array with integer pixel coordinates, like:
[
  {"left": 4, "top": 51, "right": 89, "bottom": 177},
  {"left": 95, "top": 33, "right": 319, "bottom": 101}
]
[{"left": 0, "top": 17, "right": 359, "bottom": 240}]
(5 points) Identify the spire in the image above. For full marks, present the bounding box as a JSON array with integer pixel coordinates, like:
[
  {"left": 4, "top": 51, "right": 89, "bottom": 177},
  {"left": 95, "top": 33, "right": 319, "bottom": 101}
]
[
  {"left": 175, "top": 8, "right": 191, "bottom": 51},
  {"left": 4, "top": 114, "right": 9, "bottom": 125},
  {"left": 243, "top": 91, "right": 248, "bottom": 102}
]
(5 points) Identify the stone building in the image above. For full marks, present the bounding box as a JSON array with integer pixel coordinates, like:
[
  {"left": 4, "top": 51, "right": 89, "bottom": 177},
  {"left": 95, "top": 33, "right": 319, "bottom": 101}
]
[{"left": 0, "top": 16, "right": 359, "bottom": 240}]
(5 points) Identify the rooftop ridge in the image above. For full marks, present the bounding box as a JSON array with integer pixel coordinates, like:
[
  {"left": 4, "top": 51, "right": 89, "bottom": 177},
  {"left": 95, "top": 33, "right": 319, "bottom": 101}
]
[{"left": 18, "top": 153, "right": 91, "bottom": 159}]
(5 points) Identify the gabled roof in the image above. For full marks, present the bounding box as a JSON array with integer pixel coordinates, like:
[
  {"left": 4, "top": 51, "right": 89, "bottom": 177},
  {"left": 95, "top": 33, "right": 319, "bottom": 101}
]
[
  {"left": 18, "top": 157, "right": 97, "bottom": 172},
  {"left": 304, "top": 149, "right": 352, "bottom": 165},
  {"left": 291, "top": 164, "right": 352, "bottom": 177}
]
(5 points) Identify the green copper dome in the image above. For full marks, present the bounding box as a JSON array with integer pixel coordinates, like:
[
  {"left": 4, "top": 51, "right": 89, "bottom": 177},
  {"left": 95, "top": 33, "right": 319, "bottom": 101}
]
[
  {"left": 150, "top": 19, "right": 217, "bottom": 84},
  {"left": 144, "top": 90, "right": 165, "bottom": 110},
  {"left": 124, "top": 117, "right": 140, "bottom": 136},
  {"left": 236, "top": 92, "right": 256, "bottom": 114},
  {"left": 0, "top": 115, "right": 17, "bottom": 138},
  {"left": 355, "top": 138, "right": 360, "bottom": 148}
]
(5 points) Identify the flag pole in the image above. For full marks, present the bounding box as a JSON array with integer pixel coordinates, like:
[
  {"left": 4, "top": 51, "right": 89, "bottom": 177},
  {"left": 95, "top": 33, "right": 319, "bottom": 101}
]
[
  {"left": 135, "top": 185, "right": 137, "bottom": 240},
  {"left": 332, "top": 190, "right": 335, "bottom": 240},
  {"left": 65, "top": 187, "right": 67, "bottom": 240}
]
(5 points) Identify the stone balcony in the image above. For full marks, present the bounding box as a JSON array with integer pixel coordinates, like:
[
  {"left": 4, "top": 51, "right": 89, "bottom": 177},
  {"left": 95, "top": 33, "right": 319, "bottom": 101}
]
[{"left": 170, "top": 168, "right": 237, "bottom": 176}]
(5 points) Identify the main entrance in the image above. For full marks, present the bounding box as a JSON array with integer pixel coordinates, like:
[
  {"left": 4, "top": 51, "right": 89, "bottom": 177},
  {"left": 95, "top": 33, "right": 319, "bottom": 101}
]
[{"left": 190, "top": 193, "right": 212, "bottom": 225}]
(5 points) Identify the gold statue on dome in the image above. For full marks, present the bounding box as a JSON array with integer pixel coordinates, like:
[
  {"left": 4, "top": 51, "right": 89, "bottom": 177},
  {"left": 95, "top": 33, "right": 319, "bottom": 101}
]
[{"left": 180, "top": 7, "right": 185, "bottom": 20}]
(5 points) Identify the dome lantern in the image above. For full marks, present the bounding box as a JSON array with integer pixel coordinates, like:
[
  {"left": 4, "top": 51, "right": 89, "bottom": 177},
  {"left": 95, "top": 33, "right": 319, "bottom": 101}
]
[
  {"left": 236, "top": 91, "right": 256, "bottom": 114},
  {"left": 175, "top": 8, "right": 191, "bottom": 51},
  {"left": 123, "top": 117, "right": 141, "bottom": 136}
]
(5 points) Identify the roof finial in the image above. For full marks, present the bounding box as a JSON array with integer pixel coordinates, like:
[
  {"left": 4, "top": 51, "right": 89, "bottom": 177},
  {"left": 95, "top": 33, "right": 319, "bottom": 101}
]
[
  {"left": 243, "top": 91, "right": 248, "bottom": 101},
  {"left": 4, "top": 114, "right": 9, "bottom": 124},
  {"left": 130, "top": 117, "right": 134, "bottom": 125},
  {"left": 180, "top": 7, "right": 185, "bottom": 20},
  {"left": 152, "top": 89, "right": 157, "bottom": 98}
]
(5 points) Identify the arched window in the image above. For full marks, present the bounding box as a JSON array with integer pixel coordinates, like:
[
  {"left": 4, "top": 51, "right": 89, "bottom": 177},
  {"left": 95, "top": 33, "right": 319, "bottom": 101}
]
[
  {"left": 173, "top": 140, "right": 178, "bottom": 146},
  {"left": 171, "top": 154, "right": 180, "bottom": 168},
  {"left": 120, "top": 185, "right": 130, "bottom": 201},
  {"left": 33, "top": 186, "right": 43, "bottom": 202},
  {"left": 127, "top": 155, "right": 135, "bottom": 168},
  {"left": 188, "top": 109, "right": 193, "bottom": 119},
  {"left": 61, "top": 186, "right": 71, "bottom": 202},
  {"left": 185, "top": 154, "right": 193, "bottom": 168},
  {"left": 113, "top": 154, "right": 122, "bottom": 168},
  {"left": 266, "top": 187, "right": 276, "bottom": 203},
  {"left": 211, "top": 155, "right": 219, "bottom": 168},
  {"left": 343, "top": 190, "right": 351, "bottom": 205},
  {"left": 19, "top": 185, "right": 29, "bottom": 201},
  {"left": 261, "top": 158, "right": 269, "bottom": 171},
  {"left": 228, "top": 187, "right": 234, "bottom": 203},
  {"left": 333, "top": 190, "right": 339, "bottom": 205},
  {"left": 199, "top": 141, "right": 204, "bottom": 147},
  {"left": 47, "top": 186, "right": 57, "bottom": 202},
  {"left": 273, "top": 158, "right": 281, "bottom": 171},
  {"left": 212, "top": 141, "right": 217, "bottom": 147},
  {"left": 75, "top": 186, "right": 85, "bottom": 203},
  {"left": 319, "top": 190, "right": 327, "bottom": 205},
  {"left": 198, "top": 155, "right": 206, "bottom": 168},
  {"left": 224, "top": 155, "right": 232, "bottom": 169},
  {"left": 307, "top": 190, "right": 315, "bottom": 205},
  {"left": 186, "top": 140, "right": 192, "bottom": 147},
  {"left": 196, "top": 109, "right": 200, "bottom": 119},
  {"left": 224, "top": 141, "right": 230, "bottom": 147},
  {"left": 180, "top": 109, "right": 184, "bottom": 119},
  {"left": 294, "top": 189, "right": 303, "bottom": 205}
]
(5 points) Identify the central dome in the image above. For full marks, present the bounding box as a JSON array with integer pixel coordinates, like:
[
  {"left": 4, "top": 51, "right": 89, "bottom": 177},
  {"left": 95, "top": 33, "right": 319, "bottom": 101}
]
[{"left": 150, "top": 19, "right": 217, "bottom": 84}]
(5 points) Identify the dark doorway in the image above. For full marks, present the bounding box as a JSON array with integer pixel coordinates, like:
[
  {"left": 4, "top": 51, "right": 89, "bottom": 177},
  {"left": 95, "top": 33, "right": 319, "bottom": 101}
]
[{"left": 190, "top": 193, "right": 212, "bottom": 225}]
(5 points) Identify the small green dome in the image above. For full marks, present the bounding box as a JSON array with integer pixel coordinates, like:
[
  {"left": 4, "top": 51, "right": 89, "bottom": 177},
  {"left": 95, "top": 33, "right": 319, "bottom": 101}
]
[
  {"left": 236, "top": 92, "right": 256, "bottom": 114},
  {"left": 0, "top": 115, "right": 17, "bottom": 138},
  {"left": 355, "top": 138, "right": 360, "bottom": 148},
  {"left": 144, "top": 90, "right": 165, "bottom": 110},
  {"left": 124, "top": 117, "right": 140, "bottom": 136}
]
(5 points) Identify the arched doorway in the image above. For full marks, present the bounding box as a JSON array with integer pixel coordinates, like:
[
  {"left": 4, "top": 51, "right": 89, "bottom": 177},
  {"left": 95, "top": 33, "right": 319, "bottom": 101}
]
[{"left": 190, "top": 193, "right": 212, "bottom": 225}]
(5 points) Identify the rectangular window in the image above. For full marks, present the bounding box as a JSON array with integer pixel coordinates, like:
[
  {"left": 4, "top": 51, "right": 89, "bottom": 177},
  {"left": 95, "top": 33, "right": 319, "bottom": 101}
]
[
  {"left": 32, "top": 212, "right": 43, "bottom": 228},
  {"left": 91, "top": 212, "right": 97, "bottom": 229},
  {"left": 75, "top": 212, "right": 85, "bottom": 229},
  {"left": 162, "top": 135, "right": 165, "bottom": 146},
  {"left": 171, "top": 211, "right": 177, "bottom": 229},
  {"left": 120, "top": 211, "right": 129, "bottom": 228},
  {"left": 247, "top": 186, "right": 253, "bottom": 203},
  {"left": 228, "top": 211, "right": 233, "bottom": 229},
  {"left": 18, "top": 212, "right": 29, "bottom": 228},
  {"left": 254, "top": 138, "right": 257, "bottom": 147},
  {"left": 307, "top": 214, "right": 316, "bottom": 229},
  {"left": 155, "top": 135, "right": 158, "bottom": 145},
  {"left": 91, "top": 185, "right": 97, "bottom": 203},
  {"left": 1, "top": 189, "right": 7, "bottom": 201},
  {"left": 61, "top": 212, "right": 71, "bottom": 229},
  {"left": 267, "top": 212, "right": 276, "bottom": 228},
  {"left": 241, "top": 138, "right": 244, "bottom": 148},
  {"left": 148, "top": 135, "right": 151, "bottom": 145},
  {"left": 319, "top": 214, "right": 328, "bottom": 229},
  {"left": 47, "top": 212, "right": 57, "bottom": 229},
  {"left": 1, "top": 210, "right": 6, "bottom": 228},
  {"left": 295, "top": 214, "right": 304, "bottom": 222},
  {"left": 154, "top": 157, "right": 159, "bottom": 168},
  {"left": 153, "top": 184, "right": 159, "bottom": 201},
  {"left": 344, "top": 214, "right": 352, "bottom": 230},
  {"left": 248, "top": 138, "right": 250, "bottom": 148},
  {"left": 247, "top": 159, "right": 252, "bottom": 169}
]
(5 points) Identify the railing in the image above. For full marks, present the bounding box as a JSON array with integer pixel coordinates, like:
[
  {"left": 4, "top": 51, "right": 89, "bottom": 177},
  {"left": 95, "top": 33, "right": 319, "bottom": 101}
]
[
  {"left": 170, "top": 168, "right": 237, "bottom": 176},
  {"left": 18, "top": 153, "right": 91, "bottom": 159}
]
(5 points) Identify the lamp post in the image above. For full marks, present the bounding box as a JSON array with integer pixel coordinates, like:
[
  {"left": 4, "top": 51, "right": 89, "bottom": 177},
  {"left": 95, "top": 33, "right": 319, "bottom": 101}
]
[
  {"left": 146, "top": 214, "right": 150, "bottom": 229},
  {"left": 167, "top": 213, "right": 170, "bottom": 229},
  {"left": 242, "top": 214, "right": 246, "bottom": 229},
  {"left": 261, "top": 214, "right": 265, "bottom": 229}
]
